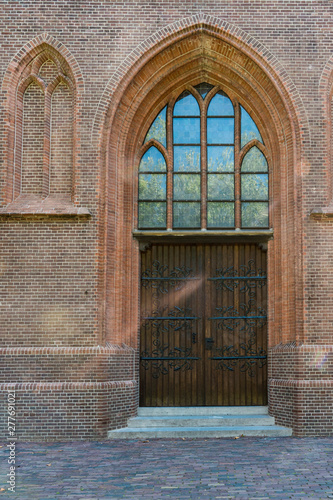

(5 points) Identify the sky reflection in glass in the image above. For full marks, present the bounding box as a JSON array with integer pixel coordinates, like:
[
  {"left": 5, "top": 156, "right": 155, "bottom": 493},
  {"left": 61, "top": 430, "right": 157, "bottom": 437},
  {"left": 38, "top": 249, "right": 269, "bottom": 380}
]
[
  {"left": 208, "top": 92, "right": 234, "bottom": 116},
  {"left": 173, "top": 118, "right": 200, "bottom": 144},
  {"left": 173, "top": 92, "right": 200, "bottom": 116},
  {"left": 139, "top": 146, "right": 166, "bottom": 172},
  {"left": 207, "top": 118, "right": 234, "bottom": 144},
  {"left": 241, "top": 106, "right": 262, "bottom": 148}
]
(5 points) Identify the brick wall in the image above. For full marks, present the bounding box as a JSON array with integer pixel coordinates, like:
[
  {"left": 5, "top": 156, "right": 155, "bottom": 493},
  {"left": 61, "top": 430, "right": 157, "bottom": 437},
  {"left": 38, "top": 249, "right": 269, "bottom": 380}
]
[
  {"left": 268, "top": 344, "right": 333, "bottom": 436},
  {"left": 0, "top": 347, "right": 137, "bottom": 440},
  {"left": 0, "top": 0, "right": 332, "bottom": 438}
]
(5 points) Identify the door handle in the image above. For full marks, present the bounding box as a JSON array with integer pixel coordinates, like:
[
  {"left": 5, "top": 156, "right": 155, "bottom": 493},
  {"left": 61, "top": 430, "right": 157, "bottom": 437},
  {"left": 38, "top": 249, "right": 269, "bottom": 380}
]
[{"left": 205, "top": 337, "right": 214, "bottom": 350}]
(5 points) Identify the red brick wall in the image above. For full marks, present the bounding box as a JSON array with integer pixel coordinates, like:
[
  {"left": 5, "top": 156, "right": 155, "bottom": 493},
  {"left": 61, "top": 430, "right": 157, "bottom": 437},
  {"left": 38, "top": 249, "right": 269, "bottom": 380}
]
[{"left": 0, "top": 1, "right": 332, "bottom": 438}]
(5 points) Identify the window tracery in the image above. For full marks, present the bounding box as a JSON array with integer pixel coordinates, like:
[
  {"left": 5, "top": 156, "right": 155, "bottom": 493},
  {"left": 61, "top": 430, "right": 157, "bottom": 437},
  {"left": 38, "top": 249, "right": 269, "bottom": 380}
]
[{"left": 138, "top": 83, "right": 269, "bottom": 230}]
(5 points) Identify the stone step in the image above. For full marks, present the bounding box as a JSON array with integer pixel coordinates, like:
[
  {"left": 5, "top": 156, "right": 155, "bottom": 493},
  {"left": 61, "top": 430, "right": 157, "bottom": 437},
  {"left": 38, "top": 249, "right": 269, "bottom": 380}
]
[
  {"left": 127, "top": 414, "right": 275, "bottom": 428},
  {"left": 108, "top": 425, "right": 292, "bottom": 439},
  {"left": 138, "top": 406, "right": 269, "bottom": 417}
]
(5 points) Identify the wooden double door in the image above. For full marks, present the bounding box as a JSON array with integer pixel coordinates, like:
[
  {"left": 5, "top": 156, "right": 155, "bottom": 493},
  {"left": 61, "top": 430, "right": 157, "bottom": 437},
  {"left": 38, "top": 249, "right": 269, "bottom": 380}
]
[{"left": 140, "top": 243, "right": 267, "bottom": 406}]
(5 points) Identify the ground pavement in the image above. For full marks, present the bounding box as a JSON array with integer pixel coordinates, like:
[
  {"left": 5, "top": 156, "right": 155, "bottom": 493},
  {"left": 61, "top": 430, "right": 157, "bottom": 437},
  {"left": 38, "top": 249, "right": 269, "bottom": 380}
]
[{"left": 0, "top": 437, "right": 333, "bottom": 499}]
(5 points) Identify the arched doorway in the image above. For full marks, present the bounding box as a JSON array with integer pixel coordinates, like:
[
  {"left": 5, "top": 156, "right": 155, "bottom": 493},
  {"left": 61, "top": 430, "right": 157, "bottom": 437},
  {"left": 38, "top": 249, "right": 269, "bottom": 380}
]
[
  {"left": 137, "top": 84, "right": 269, "bottom": 406},
  {"left": 99, "top": 22, "right": 303, "bottom": 420}
]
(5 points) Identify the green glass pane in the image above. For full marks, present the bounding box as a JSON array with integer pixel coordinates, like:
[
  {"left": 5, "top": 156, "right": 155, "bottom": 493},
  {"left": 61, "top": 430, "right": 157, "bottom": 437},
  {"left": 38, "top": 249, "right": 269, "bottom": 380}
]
[
  {"left": 139, "top": 146, "right": 166, "bottom": 172},
  {"left": 173, "top": 118, "right": 200, "bottom": 144},
  {"left": 144, "top": 107, "right": 167, "bottom": 147},
  {"left": 174, "top": 146, "right": 200, "bottom": 172},
  {"left": 208, "top": 146, "right": 234, "bottom": 172},
  {"left": 173, "top": 202, "right": 201, "bottom": 228},
  {"left": 138, "top": 202, "right": 166, "bottom": 228},
  {"left": 207, "top": 91, "right": 234, "bottom": 116},
  {"left": 241, "top": 174, "right": 268, "bottom": 201},
  {"left": 207, "top": 202, "right": 235, "bottom": 228},
  {"left": 173, "top": 91, "right": 200, "bottom": 116},
  {"left": 173, "top": 174, "right": 200, "bottom": 200},
  {"left": 242, "top": 147, "right": 268, "bottom": 172},
  {"left": 241, "top": 106, "right": 262, "bottom": 148},
  {"left": 208, "top": 174, "right": 234, "bottom": 200},
  {"left": 241, "top": 202, "right": 268, "bottom": 228},
  {"left": 139, "top": 174, "right": 166, "bottom": 200},
  {"left": 207, "top": 118, "right": 234, "bottom": 144}
]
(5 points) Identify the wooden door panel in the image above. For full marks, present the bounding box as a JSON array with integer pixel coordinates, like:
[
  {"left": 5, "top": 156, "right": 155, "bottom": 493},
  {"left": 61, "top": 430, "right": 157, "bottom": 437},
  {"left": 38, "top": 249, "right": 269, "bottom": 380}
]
[
  {"left": 140, "top": 243, "right": 267, "bottom": 406},
  {"left": 140, "top": 244, "right": 204, "bottom": 406}
]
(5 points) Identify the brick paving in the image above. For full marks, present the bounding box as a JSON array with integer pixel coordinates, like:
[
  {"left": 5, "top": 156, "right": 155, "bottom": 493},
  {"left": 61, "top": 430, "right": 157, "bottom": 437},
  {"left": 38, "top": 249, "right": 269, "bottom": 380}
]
[{"left": 0, "top": 437, "right": 333, "bottom": 499}]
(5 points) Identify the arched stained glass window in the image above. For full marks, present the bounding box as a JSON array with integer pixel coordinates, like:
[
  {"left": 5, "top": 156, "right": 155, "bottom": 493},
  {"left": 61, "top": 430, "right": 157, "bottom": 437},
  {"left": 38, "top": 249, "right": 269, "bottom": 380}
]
[
  {"left": 138, "top": 85, "right": 269, "bottom": 230},
  {"left": 241, "top": 147, "right": 269, "bottom": 228},
  {"left": 138, "top": 147, "right": 167, "bottom": 229}
]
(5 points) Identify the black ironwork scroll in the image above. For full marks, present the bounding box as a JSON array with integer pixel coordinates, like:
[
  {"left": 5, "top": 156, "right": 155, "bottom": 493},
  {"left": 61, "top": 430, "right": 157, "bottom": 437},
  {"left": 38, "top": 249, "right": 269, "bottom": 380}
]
[
  {"left": 141, "top": 260, "right": 199, "bottom": 294},
  {"left": 208, "top": 259, "right": 266, "bottom": 297},
  {"left": 208, "top": 299, "right": 267, "bottom": 377},
  {"left": 140, "top": 343, "right": 200, "bottom": 379},
  {"left": 142, "top": 306, "right": 199, "bottom": 344}
]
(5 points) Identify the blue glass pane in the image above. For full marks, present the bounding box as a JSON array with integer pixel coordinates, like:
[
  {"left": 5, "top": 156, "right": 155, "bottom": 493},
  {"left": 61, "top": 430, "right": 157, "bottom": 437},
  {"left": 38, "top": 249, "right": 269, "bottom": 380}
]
[
  {"left": 241, "top": 174, "right": 268, "bottom": 201},
  {"left": 208, "top": 174, "right": 234, "bottom": 200},
  {"left": 139, "top": 202, "right": 166, "bottom": 228},
  {"left": 208, "top": 146, "right": 234, "bottom": 172},
  {"left": 173, "top": 118, "right": 200, "bottom": 144},
  {"left": 173, "top": 91, "right": 200, "bottom": 116},
  {"left": 241, "top": 147, "right": 268, "bottom": 172},
  {"left": 173, "top": 174, "right": 200, "bottom": 200},
  {"left": 207, "top": 92, "right": 234, "bottom": 116},
  {"left": 241, "top": 106, "right": 262, "bottom": 148},
  {"left": 174, "top": 146, "right": 200, "bottom": 172},
  {"left": 207, "top": 118, "right": 234, "bottom": 144},
  {"left": 207, "top": 202, "right": 235, "bottom": 228},
  {"left": 139, "top": 174, "right": 166, "bottom": 200},
  {"left": 173, "top": 202, "right": 201, "bottom": 228},
  {"left": 139, "top": 147, "right": 166, "bottom": 172},
  {"left": 144, "top": 107, "right": 167, "bottom": 147},
  {"left": 241, "top": 202, "right": 268, "bottom": 228}
]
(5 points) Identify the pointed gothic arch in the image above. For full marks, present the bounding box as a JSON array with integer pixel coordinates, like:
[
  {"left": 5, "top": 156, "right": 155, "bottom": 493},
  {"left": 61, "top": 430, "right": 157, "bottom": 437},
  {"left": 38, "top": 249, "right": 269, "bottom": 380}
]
[
  {"left": 98, "top": 21, "right": 305, "bottom": 349},
  {"left": 1, "top": 35, "right": 84, "bottom": 208}
]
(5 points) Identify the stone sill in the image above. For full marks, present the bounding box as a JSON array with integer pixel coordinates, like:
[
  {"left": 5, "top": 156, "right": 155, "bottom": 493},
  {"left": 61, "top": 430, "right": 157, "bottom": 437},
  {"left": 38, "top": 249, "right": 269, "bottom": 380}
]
[
  {"left": 310, "top": 205, "right": 333, "bottom": 219},
  {"left": 0, "top": 195, "right": 91, "bottom": 217},
  {"left": 133, "top": 228, "right": 273, "bottom": 244}
]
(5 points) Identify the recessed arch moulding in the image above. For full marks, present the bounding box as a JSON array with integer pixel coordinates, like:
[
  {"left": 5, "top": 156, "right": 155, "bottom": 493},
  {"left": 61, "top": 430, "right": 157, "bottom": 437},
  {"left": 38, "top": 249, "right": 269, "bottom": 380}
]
[{"left": 100, "top": 27, "right": 304, "bottom": 354}]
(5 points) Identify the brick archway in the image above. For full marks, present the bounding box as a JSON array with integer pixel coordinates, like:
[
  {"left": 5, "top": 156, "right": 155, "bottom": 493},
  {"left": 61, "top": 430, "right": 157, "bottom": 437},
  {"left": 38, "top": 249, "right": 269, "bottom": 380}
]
[{"left": 99, "top": 24, "right": 305, "bottom": 426}]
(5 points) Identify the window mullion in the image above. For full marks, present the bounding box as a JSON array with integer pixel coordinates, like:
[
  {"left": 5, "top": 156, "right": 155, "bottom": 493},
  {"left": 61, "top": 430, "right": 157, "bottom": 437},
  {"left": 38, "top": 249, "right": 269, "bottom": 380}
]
[
  {"left": 234, "top": 103, "right": 241, "bottom": 229},
  {"left": 167, "top": 103, "right": 173, "bottom": 230},
  {"left": 201, "top": 106, "right": 206, "bottom": 229}
]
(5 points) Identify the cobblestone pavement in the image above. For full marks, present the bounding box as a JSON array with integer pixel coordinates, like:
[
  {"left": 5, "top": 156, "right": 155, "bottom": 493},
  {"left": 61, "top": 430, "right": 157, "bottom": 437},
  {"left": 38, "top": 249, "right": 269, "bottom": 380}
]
[{"left": 0, "top": 437, "right": 333, "bottom": 499}]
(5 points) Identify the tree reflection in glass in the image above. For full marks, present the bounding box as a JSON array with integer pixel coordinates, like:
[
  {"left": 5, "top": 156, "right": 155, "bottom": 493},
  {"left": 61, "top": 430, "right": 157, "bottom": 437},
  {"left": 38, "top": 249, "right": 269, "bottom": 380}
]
[
  {"left": 138, "top": 146, "right": 167, "bottom": 228},
  {"left": 144, "top": 107, "right": 167, "bottom": 147}
]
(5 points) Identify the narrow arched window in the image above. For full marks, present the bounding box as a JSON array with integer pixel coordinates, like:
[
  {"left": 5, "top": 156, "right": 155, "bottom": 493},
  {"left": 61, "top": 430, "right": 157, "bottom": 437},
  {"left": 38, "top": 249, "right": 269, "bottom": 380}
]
[{"left": 138, "top": 84, "right": 269, "bottom": 230}]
